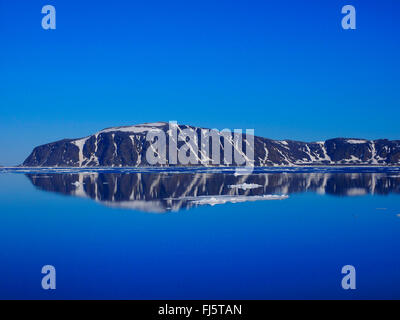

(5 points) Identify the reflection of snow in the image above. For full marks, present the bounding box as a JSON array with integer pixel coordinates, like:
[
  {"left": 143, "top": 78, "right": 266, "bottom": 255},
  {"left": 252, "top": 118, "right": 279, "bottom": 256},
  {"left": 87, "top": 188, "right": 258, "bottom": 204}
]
[
  {"left": 72, "top": 177, "right": 86, "bottom": 197},
  {"left": 228, "top": 183, "right": 262, "bottom": 190},
  {"left": 346, "top": 188, "right": 367, "bottom": 196}
]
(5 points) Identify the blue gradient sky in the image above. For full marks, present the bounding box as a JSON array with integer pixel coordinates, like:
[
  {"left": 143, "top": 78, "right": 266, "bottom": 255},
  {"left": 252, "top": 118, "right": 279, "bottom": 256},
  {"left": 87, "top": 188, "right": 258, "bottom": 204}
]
[{"left": 0, "top": 0, "right": 399, "bottom": 165}]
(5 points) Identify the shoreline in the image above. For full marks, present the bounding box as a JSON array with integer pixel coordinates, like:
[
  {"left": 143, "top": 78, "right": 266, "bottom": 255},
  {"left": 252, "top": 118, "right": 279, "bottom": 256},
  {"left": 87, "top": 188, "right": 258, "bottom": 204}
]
[{"left": 1, "top": 165, "right": 400, "bottom": 174}]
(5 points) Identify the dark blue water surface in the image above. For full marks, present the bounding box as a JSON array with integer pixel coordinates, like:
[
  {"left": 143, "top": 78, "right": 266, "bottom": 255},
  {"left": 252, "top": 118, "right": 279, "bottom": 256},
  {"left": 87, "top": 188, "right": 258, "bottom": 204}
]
[{"left": 0, "top": 167, "right": 399, "bottom": 299}]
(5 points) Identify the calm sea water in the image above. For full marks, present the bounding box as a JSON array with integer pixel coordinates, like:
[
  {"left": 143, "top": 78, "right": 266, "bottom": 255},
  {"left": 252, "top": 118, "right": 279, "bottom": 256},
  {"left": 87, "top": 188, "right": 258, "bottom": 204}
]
[{"left": 0, "top": 167, "right": 399, "bottom": 299}]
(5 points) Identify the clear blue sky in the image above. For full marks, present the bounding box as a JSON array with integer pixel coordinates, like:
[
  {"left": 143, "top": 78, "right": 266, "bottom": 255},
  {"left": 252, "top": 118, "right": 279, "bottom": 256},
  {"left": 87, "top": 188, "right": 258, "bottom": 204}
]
[{"left": 0, "top": 0, "right": 399, "bottom": 165}]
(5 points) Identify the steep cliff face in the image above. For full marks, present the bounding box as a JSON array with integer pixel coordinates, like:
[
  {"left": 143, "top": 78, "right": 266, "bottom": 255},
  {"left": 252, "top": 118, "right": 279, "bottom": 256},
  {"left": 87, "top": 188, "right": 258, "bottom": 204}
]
[{"left": 23, "top": 122, "right": 400, "bottom": 167}]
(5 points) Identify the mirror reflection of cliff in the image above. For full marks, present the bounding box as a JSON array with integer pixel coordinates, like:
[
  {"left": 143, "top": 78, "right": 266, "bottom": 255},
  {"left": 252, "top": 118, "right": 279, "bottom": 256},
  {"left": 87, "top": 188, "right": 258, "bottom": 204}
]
[{"left": 26, "top": 172, "right": 400, "bottom": 213}]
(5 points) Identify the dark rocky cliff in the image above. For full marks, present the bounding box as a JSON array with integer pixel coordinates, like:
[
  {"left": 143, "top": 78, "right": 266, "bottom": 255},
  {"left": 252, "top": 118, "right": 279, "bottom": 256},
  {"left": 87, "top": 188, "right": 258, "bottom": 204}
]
[{"left": 23, "top": 122, "right": 400, "bottom": 167}]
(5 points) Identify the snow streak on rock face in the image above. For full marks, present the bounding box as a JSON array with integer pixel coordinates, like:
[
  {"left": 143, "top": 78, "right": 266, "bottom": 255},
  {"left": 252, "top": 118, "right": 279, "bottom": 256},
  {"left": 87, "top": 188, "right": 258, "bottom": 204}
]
[{"left": 23, "top": 122, "right": 400, "bottom": 167}]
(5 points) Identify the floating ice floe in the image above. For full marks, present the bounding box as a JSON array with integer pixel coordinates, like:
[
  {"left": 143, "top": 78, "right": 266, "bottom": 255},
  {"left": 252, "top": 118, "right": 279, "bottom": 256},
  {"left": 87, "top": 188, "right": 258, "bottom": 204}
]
[
  {"left": 228, "top": 183, "right": 263, "bottom": 190},
  {"left": 165, "top": 194, "right": 288, "bottom": 207}
]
